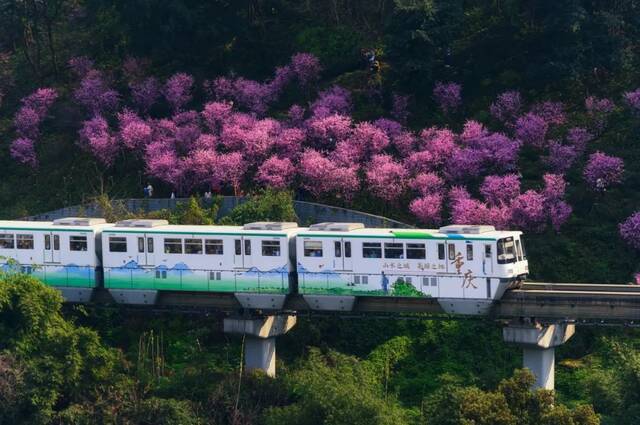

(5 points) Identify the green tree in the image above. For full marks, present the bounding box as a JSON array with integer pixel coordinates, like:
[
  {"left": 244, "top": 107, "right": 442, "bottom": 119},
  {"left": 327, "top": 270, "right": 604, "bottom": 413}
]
[
  {"left": 0, "top": 274, "right": 119, "bottom": 424},
  {"left": 263, "top": 348, "right": 414, "bottom": 425},
  {"left": 220, "top": 190, "right": 298, "bottom": 225},
  {"left": 423, "top": 369, "right": 599, "bottom": 425}
]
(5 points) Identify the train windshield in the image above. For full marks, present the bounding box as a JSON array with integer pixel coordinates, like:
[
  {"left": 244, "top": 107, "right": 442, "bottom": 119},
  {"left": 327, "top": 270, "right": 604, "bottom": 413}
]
[{"left": 497, "top": 237, "right": 516, "bottom": 264}]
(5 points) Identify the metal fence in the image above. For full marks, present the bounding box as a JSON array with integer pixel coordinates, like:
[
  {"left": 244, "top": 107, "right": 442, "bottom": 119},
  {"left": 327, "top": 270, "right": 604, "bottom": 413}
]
[{"left": 23, "top": 197, "right": 413, "bottom": 229}]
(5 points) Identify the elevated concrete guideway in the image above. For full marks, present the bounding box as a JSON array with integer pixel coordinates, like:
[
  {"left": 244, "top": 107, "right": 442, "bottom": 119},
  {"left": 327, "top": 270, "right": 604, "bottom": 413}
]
[
  {"left": 83, "top": 283, "right": 640, "bottom": 389},
  {"left": 90, "top": 284, "right": 640, "bottom": 322}
]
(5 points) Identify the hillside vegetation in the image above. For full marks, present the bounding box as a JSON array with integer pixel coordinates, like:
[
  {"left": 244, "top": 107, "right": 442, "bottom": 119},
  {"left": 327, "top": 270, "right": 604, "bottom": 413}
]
[{"left": 0, "top": 1, "right": 640, "bottom": 424}]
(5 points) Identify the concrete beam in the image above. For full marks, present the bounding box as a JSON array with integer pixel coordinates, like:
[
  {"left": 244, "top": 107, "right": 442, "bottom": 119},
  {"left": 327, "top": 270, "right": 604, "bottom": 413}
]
[
  {"left": 503, "top": 322, "right": 575, "bottom": 349},
  {"left": 223, "top": 315, "right": 297, "bottom": 377},
  {"left": 503, "top": 322, "right": 575, "bottom": 390}
]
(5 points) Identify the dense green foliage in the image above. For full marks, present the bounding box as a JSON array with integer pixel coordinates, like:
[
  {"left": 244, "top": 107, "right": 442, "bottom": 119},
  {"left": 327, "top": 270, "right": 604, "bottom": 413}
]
[{"left": 1, "top": 1, "right": 640, "bottom": 424}]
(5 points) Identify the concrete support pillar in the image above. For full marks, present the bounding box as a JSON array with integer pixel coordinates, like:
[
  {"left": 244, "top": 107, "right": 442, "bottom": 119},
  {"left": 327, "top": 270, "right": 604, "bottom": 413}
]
[
  {"left": 503, "top": 321, "right": 575, "bottom": 390},
  {"left": 223, "top": 315, "right": 297, "bottom": 377}
]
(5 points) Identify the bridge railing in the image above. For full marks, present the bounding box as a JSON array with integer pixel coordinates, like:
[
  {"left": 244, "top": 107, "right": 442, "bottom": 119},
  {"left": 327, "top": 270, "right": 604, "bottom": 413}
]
[{"left": 22, "top": 197, "right": 413, "bottom": 229}]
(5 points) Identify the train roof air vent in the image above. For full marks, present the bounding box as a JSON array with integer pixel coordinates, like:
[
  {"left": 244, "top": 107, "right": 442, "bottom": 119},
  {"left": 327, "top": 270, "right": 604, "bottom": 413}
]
[
  {"left": 243, "top": 222, "right": 298, "bottom": 231},
  {"left": 438, "top": 225, "right": 495, "bottom": 234},
  {"left": 53, "top": 217, "right": 106, "bottom": 226},
  {"left": 115, "top": 219, "right": 169, "bottom": 228},
  {"left": 308, "top": 222, "right": 365, "bottom": 232}
]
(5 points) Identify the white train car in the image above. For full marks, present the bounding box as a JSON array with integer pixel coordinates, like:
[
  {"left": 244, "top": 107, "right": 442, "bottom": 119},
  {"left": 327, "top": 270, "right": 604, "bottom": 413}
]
[
  {"left": 296, "top": 223, "right": 528, "bottom": 314},
  {"left": 101, "top": 220, "right": 301, "bottom": 301},
  {"left": 0, "top": 217, "right": 109, "bottom": 301}
]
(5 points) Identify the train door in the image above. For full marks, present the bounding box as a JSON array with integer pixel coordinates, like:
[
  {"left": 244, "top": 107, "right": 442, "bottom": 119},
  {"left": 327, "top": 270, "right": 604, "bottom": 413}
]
[
  {"left": 483, "top": 243, "right": 494, "bottom": 275},
  {"left": 44, "top": 233, "right": 61, "bottom": 264},
  {"left": 137, "top": 234, "right": 155, "bottom": 267},
  {"left": 342, "top": 239, "right": 353, "bottom": 271},
  {"left": 233, "top": 237, "right": 253, "bottom": 269},
  {"left": 334, "top": 238, "right": 353, "bottom": 271},
  {"left": 446, "top": 241, "right": 459, "bottom": 273}
]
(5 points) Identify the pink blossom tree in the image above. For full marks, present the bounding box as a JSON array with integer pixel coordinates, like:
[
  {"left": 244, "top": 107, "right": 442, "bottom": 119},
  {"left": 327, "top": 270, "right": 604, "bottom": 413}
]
[
  {"left": 418, "top": 127, "right": 456, "bottom": 166},
  {"left": 480, "top": 174, "right": 521, "bottom": 206},
  {"left": 305, "top": 114, "right": 352, "bottom": 149},
  {"left": 490, "top": 91, "right": 522, "bottom": 125},
  {"left": 583, "top": 151, "right": 624, "bottom": 192},
  {"left": 290, "top": 53, "right": 322, "bottom": 86},
  {"left": 531, "top": 101, "right": 566, "bottom": 125},
  {"left": 164, "top": 73, "right": 194, "bottom": 112},
  {"left": 619, "top": 212, "right": 640, "bottom": 251},
  {"left": 255, "top": 156, "right": 295, "bottom": 189},
  {"left": 409, "top": 172, "right": 444, "bottom": 196},
  {"left": 433, "top": 82, "right": 461, "bottom": 114},
  {"left": 366, "top": 154, "right": 408, "bottom": 202},
  {"left": 410, "top": 194, "right": 443, "bottom": 225},
  {"left": 549, "top": 201, "right": 572, "bottom": 232},
  {"left": 566, "top": 127, "right": 593, "bottom": 156},
  {"left": 130, "top": 77, "right": 161, "bottom": 114},
  {"left": 623, "top": 88, "right": 640, "bottom": 114},
  {"left": 515, "top": 113, "right": 548, "bottom": 148},
  {"left": 542, "top": 174, "right": 567, "bottom": 203},
  {"left": 118, "top": 110, "right": 152, "bottom": 151},
  {"left": 202, "top": 101, "right": 233, "bottom": 133},
  {"left": 543, "top": 141, "right": 577, "bottom": 174},
  {"left": 10, "top": 138, "right": 38, "bottom": 167},
  {"left": 11, "top": 88, "right": 58, "bottom": 166},
  {"left": 79, "top": 115, "right": 119, "bottom": 166},
  {"left": 585, "top": 96, "right": 615, "bottom": 132},
  {"left": 347, "top": 122, "right": 390, "bottom": 161},
  {"left": 74, "top": 69, "right": 119, "bottom": 114},
  {"left": 299, "top": 149, "right": 359, "bottom": 201},
  {"left": 309, "top": 85, "right": 352, "bottom": 118},
  {"left": 449, "top": 188, "right": 489, "bottom": 224},
  {"left": 510, "top": 190, "right": 547, "bottom": 231}
]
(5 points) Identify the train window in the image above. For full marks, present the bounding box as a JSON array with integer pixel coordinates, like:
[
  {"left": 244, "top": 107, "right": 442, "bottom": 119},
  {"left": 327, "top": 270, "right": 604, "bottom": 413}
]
[
  {"left": 205, "top": 239, "right": 223, "bottom": 255},
  {"left": 164, "top": 238, "right": 183, "bottom": 254},
  {"left": 335, "top": 241, "right": 342, "bottom": 257},
  {"left": 53, "top": 235, "right": 60, "bottom": 250},
  {"left": 244, "top": 240, "right": 252, "bottom": 255},
  {"left": 448, "top": 244, "right": 456, "bottom": 260},
  {"left": 466, "top": 244, "right": 473, "bottom": 261},
  {"left": 515, "top": 239, "right": 523, "bottom": 261},
  {"left": 345, "top": 241, "right": 351, "bottom": 258},
  {"left": 407, "top": 243, "right": 426, "bottom": 259},
  {"left": 262, "top": 240, "right": 281, "bottom": 256},
  {"left": 304, "top": 241, "right": 323, "bottom": 257},
  {"left": 109, "top": 237, "right": 127, "bottom": 252},
  {"left": 0, "top": 234, "right": 14, "bottom": 249},
  {"left": 138, "top": 237, "right": 144, "bottom": 253},
  {"left": 438, "top": 243, "right": 445, "bottom": 260},
  {"left": 44, "top": 234, "right": 50, "bottom": 250},
  {"left": 70, "top": 236, "right": 88, "bottom": 251},
  {"left": 520, "top": 238, "right": 527, "bottom": 260},
  {"left": 384, "top": 243, "right": 404, "bottom": 259},
  {"left": 147, "top": 238, "right": 154, "bottom": 253},
  {"left": 497, "top": 237, "right": 516, "bottom": 264},
  {"left": 485, "top": 245, "right": 492, "bottom": 258},
  {"left": 363, "top": 242, "right": 382, "bottom": 258},
  {"left": 235, "top": 240, "right": 241, "bottom": 255},
  {"left": 16, "top": 234, "right": 34, "bottom": 250},
  {"left": 185, "top": 239, "right": 203, "bottom": 254},
  {"left": 334, "top": 241, "right": 342, "bottom": 257}
]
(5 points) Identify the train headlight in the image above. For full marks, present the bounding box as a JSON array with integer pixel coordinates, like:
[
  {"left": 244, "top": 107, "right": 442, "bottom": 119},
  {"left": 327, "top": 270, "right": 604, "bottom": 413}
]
[{"left": 507, "top": 269, "right": 513, "bottom": 274}]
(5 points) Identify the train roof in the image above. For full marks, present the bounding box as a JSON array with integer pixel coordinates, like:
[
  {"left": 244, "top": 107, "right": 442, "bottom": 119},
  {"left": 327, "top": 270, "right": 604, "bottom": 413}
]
[
  {"left": 298, "top": 224, "right": 522, "bottom": 241},
  {"left": 0, "top": 218, "right": 109, "bottom": 233},
  {"left": 103, "top": 220, "right": 304, "bottom": 237}
]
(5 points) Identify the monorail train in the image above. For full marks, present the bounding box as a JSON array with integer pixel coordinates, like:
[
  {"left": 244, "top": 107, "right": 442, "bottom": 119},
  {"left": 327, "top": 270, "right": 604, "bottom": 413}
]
[{"left": 0, "top": 218, "right": 528, "bottom": 314}]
